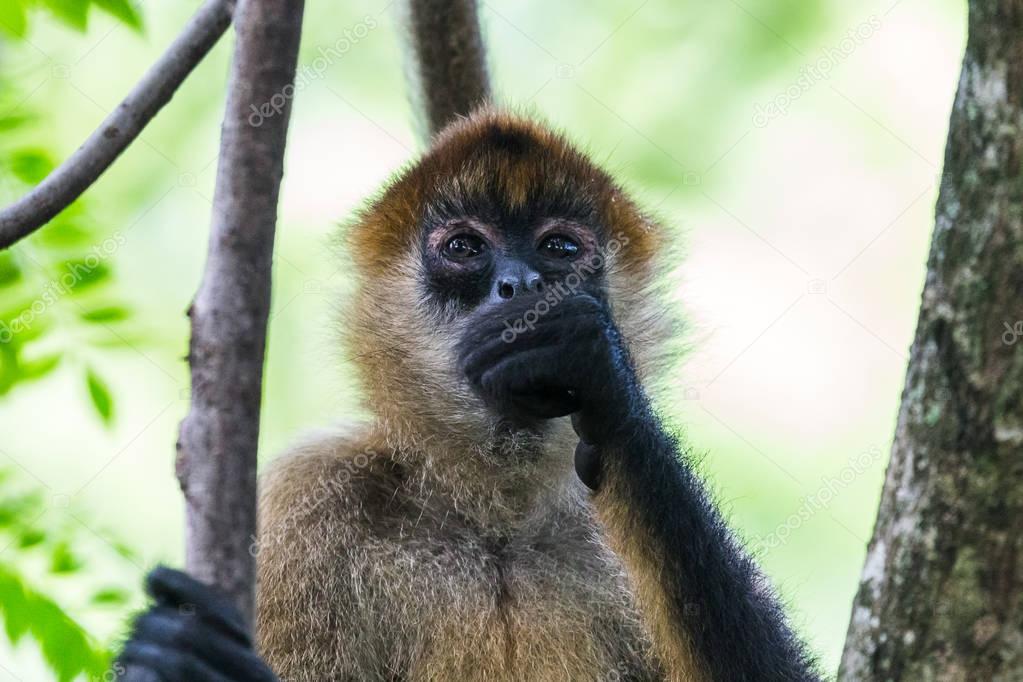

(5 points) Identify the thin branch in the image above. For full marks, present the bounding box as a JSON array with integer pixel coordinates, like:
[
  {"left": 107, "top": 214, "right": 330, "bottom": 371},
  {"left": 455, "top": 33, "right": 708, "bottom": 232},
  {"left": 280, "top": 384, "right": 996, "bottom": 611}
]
[
  {"left": 0, "top": 0, "right": 236, "bottom": 250},
  {"left": 175, "top": 0, "right": 305, "bottom": 630},
  {"left": 399, "top": 0, "right": 491, "bottom": 138}
]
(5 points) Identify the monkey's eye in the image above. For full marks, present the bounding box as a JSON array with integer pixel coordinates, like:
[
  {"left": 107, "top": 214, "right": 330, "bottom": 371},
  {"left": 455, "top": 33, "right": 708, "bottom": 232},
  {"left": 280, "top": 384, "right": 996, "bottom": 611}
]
[
  {"left": 538, "top": 234, "right": 580, "bottom": 259},
  {"left": 443, "top": 234, "right": 487, "bottom": 260}
]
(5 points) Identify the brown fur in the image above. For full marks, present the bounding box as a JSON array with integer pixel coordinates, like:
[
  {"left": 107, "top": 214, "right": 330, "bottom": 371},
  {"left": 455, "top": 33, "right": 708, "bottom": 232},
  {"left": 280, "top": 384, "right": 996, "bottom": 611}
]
[
  {"left": 595, "top": 458, "right": 706, "bottom": 682},
  {"left": 256, "top": 109, "right": 699, "bottom": 680}
]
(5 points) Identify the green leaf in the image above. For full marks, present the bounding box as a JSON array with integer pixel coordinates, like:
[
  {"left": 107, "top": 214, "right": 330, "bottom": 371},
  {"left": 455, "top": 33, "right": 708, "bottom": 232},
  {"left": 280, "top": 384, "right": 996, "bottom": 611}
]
[
  {"left": 61, "top": 260, "right": 110, "bottom": 291},
  {"left": 0, "top": 0, "right": 28, "bottom": 38},
  {"left": 0, "top": 493, "right": 43, "bottom": 527},
  {"left": 0, "top": 305, "right": 49, "bottom": 345},
  {"left": 10, "top": 148, "right": 55, "bottom": 185},
  {"left": 0, "top": 111, "right": 35, "bottom": 132},
  {"left": 49, "top": 542, "right": 83, "bottom": 574},
  {"left": 92, "top": 0, "right": 143, "bottom": 30},
  {"left": 19, "top": 354, "right": 61, "bottom": 382},
  {"left": 80, "top": 305, "right": 130, "bottom": 323},
  {"left": 0, "top": 346, "right": 18, "bottom": 396},
  {"left": 0, "top": 563, "right": 109, "bottom": 681},
  {"left": 85, "top": 368, "right": 114, "bottom": 425},
  {"left": 89, "top": 587, "right": 129, "bottom": 605},
  {"left": 36, "top": 219, "right": 94, "bottom": 247},
  {"left": 17, "top": 529, "right": 46, "bottom": 549},
  {"left": 39, "top": 0, "right": 90, "bottom": 31},
  {"left": 0, "top": 253, "right": 21, "bottom": 287}
]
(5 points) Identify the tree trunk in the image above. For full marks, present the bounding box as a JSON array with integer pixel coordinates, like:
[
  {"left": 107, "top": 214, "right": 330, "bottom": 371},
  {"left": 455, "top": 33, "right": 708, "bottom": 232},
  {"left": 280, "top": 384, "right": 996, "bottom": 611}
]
[
  {"left": 176, "top": 0, "right": 304, "bottom": 631},
  {"left": 839, "top": 1, "right": 1023, "bottom": 679}
]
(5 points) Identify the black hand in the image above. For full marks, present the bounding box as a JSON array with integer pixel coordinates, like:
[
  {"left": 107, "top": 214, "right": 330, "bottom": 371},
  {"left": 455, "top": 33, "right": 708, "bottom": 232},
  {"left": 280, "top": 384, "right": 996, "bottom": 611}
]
[
  {"left": 117, "top": 567, "right": 277, "bottom": 682},
  {"left": 458, "top": 293, "right": 647, "bottom": 485}
]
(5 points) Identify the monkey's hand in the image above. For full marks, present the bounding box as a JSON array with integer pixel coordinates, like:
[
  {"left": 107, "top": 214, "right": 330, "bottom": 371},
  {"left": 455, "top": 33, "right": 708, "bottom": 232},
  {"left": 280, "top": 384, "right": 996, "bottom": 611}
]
[
  {"left": 116, "top": 567, "right": 278, "bottom": 681},
  {"left": 458, "top": 293, "right": 646, "bottom": 485}
]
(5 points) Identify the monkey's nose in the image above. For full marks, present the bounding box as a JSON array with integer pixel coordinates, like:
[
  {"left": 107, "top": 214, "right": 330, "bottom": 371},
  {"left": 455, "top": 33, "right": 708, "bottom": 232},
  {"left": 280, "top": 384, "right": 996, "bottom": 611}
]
[
  {"left": 497, "top": 279, "right": 516, "bottom": 299},
  {"left": 494, "top": 272, "right": 544, "bottom": 301}
]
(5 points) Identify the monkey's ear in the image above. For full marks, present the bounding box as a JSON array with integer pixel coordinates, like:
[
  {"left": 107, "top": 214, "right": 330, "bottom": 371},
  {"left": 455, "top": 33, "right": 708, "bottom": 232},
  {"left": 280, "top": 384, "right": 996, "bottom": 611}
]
[{"left": 145, "top": 566, "right": 251, "bottom": 646}]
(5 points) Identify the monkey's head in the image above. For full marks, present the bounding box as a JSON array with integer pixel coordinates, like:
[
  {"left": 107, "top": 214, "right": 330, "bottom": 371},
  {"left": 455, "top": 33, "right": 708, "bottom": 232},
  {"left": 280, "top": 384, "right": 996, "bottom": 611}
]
[{"left": 343, "top": 109, "right": 677, "bottom": 462}]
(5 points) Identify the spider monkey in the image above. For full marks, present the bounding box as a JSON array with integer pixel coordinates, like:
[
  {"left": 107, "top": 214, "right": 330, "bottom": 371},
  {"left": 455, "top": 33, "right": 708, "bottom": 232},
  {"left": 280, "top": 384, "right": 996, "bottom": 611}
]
[{"left": 117, "top": 110, "right": 820, "bottom": 681}]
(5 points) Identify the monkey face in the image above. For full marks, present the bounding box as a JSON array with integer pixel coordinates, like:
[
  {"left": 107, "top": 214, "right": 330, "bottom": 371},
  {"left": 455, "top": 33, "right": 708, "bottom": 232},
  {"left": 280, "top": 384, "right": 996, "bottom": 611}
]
[{"left": 342, "top": 110, "right": 676, "bottom": 441}]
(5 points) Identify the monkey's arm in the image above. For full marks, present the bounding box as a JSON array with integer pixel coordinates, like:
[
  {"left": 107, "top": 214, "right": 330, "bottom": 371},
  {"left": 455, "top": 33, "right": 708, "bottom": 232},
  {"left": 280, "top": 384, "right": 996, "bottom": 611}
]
[
  {"left": 460, "top": 294, "right": 819, "bottom": 681},
  {"left": 581, "top": 421, "right": 818, "bottom": 681}
]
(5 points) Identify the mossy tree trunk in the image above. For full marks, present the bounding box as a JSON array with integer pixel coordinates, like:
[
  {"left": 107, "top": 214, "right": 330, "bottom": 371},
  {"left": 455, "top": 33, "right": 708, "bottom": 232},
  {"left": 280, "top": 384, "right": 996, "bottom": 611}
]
[{"left": 839, "top": 1, "right": 1023, "bottom": 679}]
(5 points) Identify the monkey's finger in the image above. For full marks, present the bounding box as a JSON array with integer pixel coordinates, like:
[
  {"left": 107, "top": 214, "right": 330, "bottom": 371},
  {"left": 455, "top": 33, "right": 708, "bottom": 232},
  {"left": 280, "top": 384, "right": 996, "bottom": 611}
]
[
  {"left": 129, "top": 608, "right": 278, "bottom": 681},
  {"left": 145, "top": 567, "right": 250, "bottom": 647},
  {"left": 461, "top": 293, "right": 607, "bottom": 353},
  {"left": 477, "top": 347, "right": 586, "bottom": 420},
  {"left": 574, "top": 440, "right": 603, "bottom": 490},
  {"left": 117, "top": 641, "right": 232, "bottom": 682},
  {"left": 485, "top": 299, "right": 607, "bottom": 343},
  {"left": 470, "top": 292, "right": 604, "bottom": 330},
  {"left": 460, "top": 322, "right": 588, "bottom": 382},
  {"left": 507, "top": 389, "right": 579, "bottom": 420},
  {"left": 572, "top": 409, "right": 613, "bottom": 445}
]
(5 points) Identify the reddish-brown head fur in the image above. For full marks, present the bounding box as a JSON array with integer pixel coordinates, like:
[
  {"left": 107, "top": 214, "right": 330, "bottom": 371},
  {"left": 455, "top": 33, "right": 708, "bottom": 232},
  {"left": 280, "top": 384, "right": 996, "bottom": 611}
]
[{"left": 349, "top": 109, "right": 662, "bottom": 277}]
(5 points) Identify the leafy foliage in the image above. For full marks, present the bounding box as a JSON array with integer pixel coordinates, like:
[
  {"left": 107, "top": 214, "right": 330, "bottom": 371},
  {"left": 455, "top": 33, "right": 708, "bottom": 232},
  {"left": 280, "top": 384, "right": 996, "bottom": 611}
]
[
  {"left": 0, "top": 0, "right": 143, "bottom": 38},
  {"left": 85, "top": 367, "right": 114, "bottom": 425},
  {"left": 0, "top": 6, "right": 148, "bottom": 679},
  {"left": 0, "top": 4, "right": 149, "bottom": 425},
  {"left": 0, "top": 565, "right": 109, "bottom": 681},
  {"left": 0, "top": 468, "right": 142, "bottom": 680},
  {"left": 0, "top": 172, "right": 137, "bottom": 423}
]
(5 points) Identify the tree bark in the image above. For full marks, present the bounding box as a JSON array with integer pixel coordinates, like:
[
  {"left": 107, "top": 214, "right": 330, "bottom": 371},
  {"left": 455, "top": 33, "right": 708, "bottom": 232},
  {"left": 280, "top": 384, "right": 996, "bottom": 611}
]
[
  {"left": 176, "top": 0, "right": 304, "bottom": 631},
  {"left": 839, "top": 1, "right": 1023, "bottom": 679},
  {"left": 398, "top": 0, "right": 490, "bottom": 138}
]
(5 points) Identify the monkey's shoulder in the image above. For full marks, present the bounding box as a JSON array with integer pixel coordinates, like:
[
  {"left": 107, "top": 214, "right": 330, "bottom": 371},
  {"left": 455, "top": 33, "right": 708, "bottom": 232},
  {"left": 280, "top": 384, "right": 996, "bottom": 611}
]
[{"left": 258, "top": 429, "right": 407, "bottom": 541}]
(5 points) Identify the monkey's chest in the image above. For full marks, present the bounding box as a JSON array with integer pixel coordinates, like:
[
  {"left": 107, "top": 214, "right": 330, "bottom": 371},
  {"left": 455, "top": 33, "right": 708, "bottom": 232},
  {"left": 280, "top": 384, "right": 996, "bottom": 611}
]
[{"left": 398, "top": 541, "right": 661, "bottom": 681}]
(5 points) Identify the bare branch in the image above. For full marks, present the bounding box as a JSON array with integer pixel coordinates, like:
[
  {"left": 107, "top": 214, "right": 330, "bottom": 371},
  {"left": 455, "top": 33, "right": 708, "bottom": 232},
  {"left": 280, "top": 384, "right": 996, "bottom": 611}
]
[
  {"left": 399, "top": 0, "right": 491, "bottom": 138},
  {"left": 176, "top": 0, "right": 305, "bottom": 630},
  {"left": 0, "top": 0, "right": 236, "bottom": 250}
]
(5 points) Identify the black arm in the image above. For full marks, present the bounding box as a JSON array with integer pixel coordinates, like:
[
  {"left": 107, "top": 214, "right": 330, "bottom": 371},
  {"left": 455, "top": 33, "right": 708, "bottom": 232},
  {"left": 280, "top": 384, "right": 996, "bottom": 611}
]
[
  {"left": 459, "top": 293, "right": 821, "bottom": 681},
  {"left": 583, "top": 416, "right": 820, "bottom": 680}
]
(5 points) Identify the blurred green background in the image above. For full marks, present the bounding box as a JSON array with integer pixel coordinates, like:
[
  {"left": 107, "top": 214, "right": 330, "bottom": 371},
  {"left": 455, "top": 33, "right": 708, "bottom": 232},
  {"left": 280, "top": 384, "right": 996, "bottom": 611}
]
[{"left": 0, "top": 0, "right": 965, "bottom": 678}]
